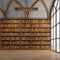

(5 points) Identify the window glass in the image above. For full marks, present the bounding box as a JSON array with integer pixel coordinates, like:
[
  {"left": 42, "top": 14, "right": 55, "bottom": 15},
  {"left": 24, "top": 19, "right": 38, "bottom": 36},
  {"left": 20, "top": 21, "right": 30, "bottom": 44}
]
[
  {"left": 57, "top": 2, "right": 59, "bottom": 9},
  {"left": 57, "top": 39, "right": 60, "bottom": 52},
  {"left": 51, "top": 17, "right": 54, "bottom": 27},
  {"left": 54, "top": 0, "right": 58, "bottom": 7},
  {"left": 57, "top": 10, "right": 59, "bottom": 23},
  {"left": 51, "top": 40, "right": 54, "bottom": 50},
  {"left": 57, "top": 24, "right": 60, "bottom": 38},
  {"left": 51, "top": 29, "right": 53, "bottom": 39},
  {"left": 53, "top": 40, "right": 55, "bottom": 50}
]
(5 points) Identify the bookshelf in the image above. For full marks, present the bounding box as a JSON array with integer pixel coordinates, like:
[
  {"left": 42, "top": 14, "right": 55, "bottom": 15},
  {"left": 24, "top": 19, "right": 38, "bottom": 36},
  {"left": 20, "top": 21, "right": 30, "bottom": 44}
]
[{"left": 0, "top": 19, "right": 50, "bottom": 50}]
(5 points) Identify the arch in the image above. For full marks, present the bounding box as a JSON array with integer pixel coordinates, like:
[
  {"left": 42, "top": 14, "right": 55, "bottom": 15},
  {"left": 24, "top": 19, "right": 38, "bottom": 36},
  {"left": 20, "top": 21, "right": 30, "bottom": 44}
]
[
  {"left": 5, "top": 0, "right": 23, "bottom": 18},
  {"left": 0, "top": 8, "right": 6, "bottom": 18},
  {"left": 31, "top": 0, "right": 49, "bottom": 18},
  {"left": 5, "top": 0, "right": 14, "bottom": 17},
  {"left": 41, "top": 0, "right": 49, "bottom": 18}
]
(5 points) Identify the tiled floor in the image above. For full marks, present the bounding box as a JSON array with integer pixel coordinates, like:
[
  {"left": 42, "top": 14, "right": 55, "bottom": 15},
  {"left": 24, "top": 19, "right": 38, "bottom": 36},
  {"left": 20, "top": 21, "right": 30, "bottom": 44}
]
[{"left": 0, "top": 50, "right": 60, "bottom": 60}]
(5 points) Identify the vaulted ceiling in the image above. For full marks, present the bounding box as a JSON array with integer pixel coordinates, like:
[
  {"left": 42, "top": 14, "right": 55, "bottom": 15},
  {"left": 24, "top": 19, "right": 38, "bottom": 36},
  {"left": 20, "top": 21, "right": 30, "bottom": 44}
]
[{"left": 0, "top": 0, "right": 55, "bottom": 19}]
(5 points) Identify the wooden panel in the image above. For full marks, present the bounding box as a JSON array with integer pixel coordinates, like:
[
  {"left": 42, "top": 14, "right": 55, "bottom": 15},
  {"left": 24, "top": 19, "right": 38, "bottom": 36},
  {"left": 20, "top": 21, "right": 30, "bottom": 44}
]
[{"left": 0, "top": 19, "right": 50, "bottom": 50}]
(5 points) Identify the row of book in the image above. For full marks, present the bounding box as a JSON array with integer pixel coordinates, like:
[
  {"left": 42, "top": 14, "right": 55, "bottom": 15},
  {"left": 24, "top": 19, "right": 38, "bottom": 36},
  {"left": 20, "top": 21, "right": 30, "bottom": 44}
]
[
  {"left": 0, "top": 40, "right": 50, "bottom": 44},
  {"left": 1, "top": 20, "right": 21, "bottom": 24},
  {"left": 1, "top": 19, "right": 50, "bottom": 24},
  {"left": 1, "top": 24, "right": 50, "bottom": 28},
  {"left": 21, "top": 29, "right": 50, "bottom": 32},
  {"left": 0, "top": 46, "right": 50, "bottom": 49},
  {"left": 1, "top": 37, "right": 50, "bottom": 40},
  {"left": 21, "top": 20, "right": 50, "bottom": 23},
  {"left": 1, "top": 28, "right": 21, "bottom": 32},
  {"left": 1, "top": 33, "right": 50, "bottom": 37},
  {"left": 1, "top": 28, "right": 50, "bottom": 33},
  {"left": 0, "top": 43, "right": 50, "bottom": 46}
]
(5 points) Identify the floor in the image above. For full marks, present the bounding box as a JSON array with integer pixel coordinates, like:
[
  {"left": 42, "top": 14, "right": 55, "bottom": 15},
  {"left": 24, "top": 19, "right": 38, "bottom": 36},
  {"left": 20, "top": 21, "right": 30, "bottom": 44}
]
[{"left": 0, "top": 50, "right": 60, "bottom": 60}]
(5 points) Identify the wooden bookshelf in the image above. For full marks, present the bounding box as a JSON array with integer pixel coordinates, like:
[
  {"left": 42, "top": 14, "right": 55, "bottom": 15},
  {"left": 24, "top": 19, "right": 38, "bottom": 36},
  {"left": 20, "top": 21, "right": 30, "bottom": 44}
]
[{"left": 0, "top": 19, "right": 50, "bottom": 50}]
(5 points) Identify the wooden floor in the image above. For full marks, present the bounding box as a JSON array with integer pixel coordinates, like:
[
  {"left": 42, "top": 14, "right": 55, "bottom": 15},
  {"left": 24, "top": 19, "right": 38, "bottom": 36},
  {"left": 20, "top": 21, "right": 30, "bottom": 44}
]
[{"left": 0, "top": 50, "right": 60, "bottom": 60}]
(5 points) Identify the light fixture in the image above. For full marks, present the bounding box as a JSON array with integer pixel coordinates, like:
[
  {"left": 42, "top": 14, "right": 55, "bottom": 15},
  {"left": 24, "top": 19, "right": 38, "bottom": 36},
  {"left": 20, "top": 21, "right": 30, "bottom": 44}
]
[
  {"left": 26, "top": 14, "right": 27, "bottom": 17},
  {"left": 18, "top": 15, "right": 21, "bottom": 17}
]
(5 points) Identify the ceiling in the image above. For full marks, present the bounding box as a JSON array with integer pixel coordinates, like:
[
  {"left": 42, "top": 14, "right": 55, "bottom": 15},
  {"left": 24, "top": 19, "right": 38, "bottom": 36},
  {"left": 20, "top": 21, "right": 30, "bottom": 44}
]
[{"left": 0, "top": 0, "right": 54, "bottom": 19}]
